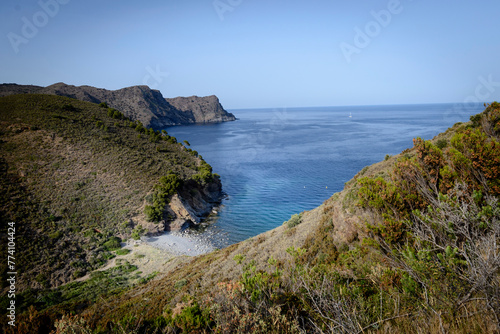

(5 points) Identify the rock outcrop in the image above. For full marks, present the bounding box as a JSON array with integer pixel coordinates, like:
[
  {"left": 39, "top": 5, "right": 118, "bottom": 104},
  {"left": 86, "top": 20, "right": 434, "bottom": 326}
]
[
  {"left": 168, "top": 178, "right": 223, "bottom": 231},
  {"left": 166, "top": 95, "right": 236, "bottom": 124},
  {"left": 0, "top": 83, "right": 236, "bottom": 128}
]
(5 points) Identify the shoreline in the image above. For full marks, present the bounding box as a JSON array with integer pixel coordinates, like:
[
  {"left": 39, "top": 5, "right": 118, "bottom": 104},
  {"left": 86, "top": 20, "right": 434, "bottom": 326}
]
[{"left": 143, "top": 230, "right": 218, "bottom": 256}]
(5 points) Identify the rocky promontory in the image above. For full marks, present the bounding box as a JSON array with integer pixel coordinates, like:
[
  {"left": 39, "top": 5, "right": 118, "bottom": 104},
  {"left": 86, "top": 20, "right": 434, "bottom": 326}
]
[
  {"left": 166, "top": 95, "right": 236, "bottom": 124},
  {"left": 0, "top": 82, "right": 236, "bottom": 128}
]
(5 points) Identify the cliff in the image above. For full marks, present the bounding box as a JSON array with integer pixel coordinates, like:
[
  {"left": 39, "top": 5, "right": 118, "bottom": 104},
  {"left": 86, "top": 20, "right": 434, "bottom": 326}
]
[
  {"left": 166, "top": 95, "right": 237, "bottom": 123},
  {"left": 0, "top": 83, "right": 236, "bottom": 128}
]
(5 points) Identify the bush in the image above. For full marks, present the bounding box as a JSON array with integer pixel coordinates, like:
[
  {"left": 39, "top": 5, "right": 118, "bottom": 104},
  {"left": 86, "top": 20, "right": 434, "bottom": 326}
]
[
  {"left": 144, "top": 174, "right": 183, "bottom": 222},
  {"left": 115, "top": 249, "right": 130, "bottom": 256},
  {"left": 62, "top": 104, "right": 77, "bottom": 112},
  {"left": 103, "top": 236, "right": 122, "bottom": 251},
  {"left": 145, "top": 204, "right": 163, "bottom": 222},
  {"left": 99, "top": 102, "right": 108, "bottom": 108},
  {"left": 170, "top": 299, "right": 213, "bottom": 332},
  {"left": 49, "top": 230, "right": 63, "bottom": 240},
  {"left": 131, "top": 226, "right": 145, "bottom": 240},
  {"left": 283, "top": 213, "right": 302, "bottom": 229},
  {"left": 107, "top": 108, "right": 124, "bottom": 120},
  {"left": 174, "top": 279, "right": 187, "bottom": 289},
  {"left": 436, "top": 138, "right": 448, "bottom": 149},
  {"left": 135, "top": 123, "right": 145, "bottom": 133}
]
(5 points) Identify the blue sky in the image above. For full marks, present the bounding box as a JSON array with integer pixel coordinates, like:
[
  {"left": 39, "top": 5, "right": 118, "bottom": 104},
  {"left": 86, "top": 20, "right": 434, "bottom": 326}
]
[{"left": 1, "top": 0, "right": 499, "bottom": 109}]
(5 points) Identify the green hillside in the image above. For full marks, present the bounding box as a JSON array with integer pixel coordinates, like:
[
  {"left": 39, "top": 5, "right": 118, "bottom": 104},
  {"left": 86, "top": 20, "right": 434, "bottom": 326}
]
[
  {"left": 2, "top": 100, "right": 499, "bottom": 333},
  {"left": 0, "top": 94, "right": 220, "bottom": 294}
]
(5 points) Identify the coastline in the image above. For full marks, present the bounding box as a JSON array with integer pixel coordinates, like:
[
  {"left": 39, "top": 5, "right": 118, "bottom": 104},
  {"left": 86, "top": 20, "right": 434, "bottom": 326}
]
[{"left": 143, "top": 230, "right": 217, "bottom": 256}]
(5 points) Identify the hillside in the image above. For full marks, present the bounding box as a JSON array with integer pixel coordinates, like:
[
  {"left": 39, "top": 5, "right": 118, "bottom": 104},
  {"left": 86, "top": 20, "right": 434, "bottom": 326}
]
[
  {"left": 0, "top": 83, "right": 236, "bottom": 128},
  {"left": 0, "top": 94, "right": 223, "bottom": 293},
  {"left": 2, "top": 102, "right": 500, "bottom": 333}
]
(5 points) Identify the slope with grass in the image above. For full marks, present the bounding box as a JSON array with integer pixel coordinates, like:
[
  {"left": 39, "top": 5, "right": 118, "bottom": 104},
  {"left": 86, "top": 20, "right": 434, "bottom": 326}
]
[
  {"left": 0, "top": 94, "right": 223, "bottom": 293},
  {"left": 3, "top": 102, "right": 500, "bottom": 333}
]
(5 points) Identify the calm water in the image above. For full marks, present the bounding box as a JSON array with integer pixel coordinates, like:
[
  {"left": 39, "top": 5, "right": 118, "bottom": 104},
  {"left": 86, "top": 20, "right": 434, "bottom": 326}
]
[{"left": 166, "top": 103, "right": 483, "bottom": 247}]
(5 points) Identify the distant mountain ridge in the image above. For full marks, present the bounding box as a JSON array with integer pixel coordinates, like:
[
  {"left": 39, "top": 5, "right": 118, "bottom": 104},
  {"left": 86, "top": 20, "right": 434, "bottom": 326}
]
[{"left": 0, "top": 82, "right": 236, "bottom": 128}]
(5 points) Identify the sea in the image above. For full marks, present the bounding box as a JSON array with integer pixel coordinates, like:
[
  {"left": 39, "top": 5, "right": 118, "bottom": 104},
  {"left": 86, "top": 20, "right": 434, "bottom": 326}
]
[{"left": 157, "top": 103, "right": 484, "bottom": 250}]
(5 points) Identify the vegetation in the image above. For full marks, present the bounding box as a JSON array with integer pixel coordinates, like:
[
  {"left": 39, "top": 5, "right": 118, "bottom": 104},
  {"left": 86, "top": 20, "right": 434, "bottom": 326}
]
[
  {"left": 144, "top": 173, "right": 182, "bottom": 222},
  {"left": 283, "top": 213, "right": 303, "bottom": 229}
]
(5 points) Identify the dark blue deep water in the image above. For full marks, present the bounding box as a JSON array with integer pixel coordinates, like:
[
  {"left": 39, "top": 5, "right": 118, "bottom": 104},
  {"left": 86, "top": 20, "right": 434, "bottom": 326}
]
[{"left": 166, "top": 103, "right": 483, "bottom": 247}]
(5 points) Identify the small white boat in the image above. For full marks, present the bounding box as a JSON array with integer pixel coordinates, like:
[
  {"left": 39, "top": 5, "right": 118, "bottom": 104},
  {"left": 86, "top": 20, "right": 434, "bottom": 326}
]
[{"left": 349, "top": 112, "right": 352, "bottom": 118}]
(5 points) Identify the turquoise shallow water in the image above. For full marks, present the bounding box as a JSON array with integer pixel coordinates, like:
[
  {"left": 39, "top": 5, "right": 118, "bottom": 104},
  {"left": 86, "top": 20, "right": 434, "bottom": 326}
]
[{"left": 165, "top": 103, "right": 483, "bottom": 248}]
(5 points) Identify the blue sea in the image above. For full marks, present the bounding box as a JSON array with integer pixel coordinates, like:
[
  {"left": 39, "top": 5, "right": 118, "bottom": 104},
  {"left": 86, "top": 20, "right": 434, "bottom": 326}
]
[{"left": 165, "top": 103, "right": 483, "bottom": 248}]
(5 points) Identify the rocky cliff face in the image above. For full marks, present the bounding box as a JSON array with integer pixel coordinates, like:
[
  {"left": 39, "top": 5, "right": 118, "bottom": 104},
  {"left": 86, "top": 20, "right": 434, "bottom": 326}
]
[
  {"left": 168, "top": 178, "right": 223, "bottom": 231},
  {"left": 0, "top": 83, "right": 235, "bottom": 128},
  {"left": 166, "top": 95, "right": 236, "bottom": 123}
]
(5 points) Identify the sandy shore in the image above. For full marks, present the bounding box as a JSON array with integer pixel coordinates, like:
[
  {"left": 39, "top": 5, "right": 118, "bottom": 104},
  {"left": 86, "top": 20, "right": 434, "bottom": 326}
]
[{"left": 143, "top": 231, "right": 217, "bottom": 256}]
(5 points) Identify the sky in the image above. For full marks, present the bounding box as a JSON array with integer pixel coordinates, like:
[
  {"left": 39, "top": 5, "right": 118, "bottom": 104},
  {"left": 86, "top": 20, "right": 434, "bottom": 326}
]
[{"left": 1, "top": 0, "right": 499, "bottom": 109}]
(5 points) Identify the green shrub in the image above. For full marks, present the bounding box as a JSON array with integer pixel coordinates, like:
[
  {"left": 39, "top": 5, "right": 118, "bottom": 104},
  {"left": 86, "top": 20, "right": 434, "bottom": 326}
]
[
  {"left": 135, "top": 123, "right": 145, "bottom": 133},
  {"left": 436, "top": 138, "right": 448, "bottom": 149},
  {"left": 283, "top": 213, "right": 302, "bottom": 229},
  {"left": 103, "top": 236, "right": 122, "bottom": 251},
  {"left": 131, "top": 226, "right": 145, "bottom": 240},
  {"left": 107, "top": 108, "right": 124, "bottom": 119},
  {"left": 115, "top": 249, "right": 130, "bottom": 256},
  {"left": 145, "top": 204, "right": 163, "bottom": 222},
  {"left": 171, "top": 299, "right": 213, "bottom": 332},
  {"left": 62, "top": 104, "right": 77, "bottom": 112},
  {"left": 49, "top": 230, "right": 63, "bottom": 240},
  {"left": 144, "top": 173, "right": 182, "bottom": 222},
  {"left": 174, "top": 279, "right": 187, "bottom": 289}
]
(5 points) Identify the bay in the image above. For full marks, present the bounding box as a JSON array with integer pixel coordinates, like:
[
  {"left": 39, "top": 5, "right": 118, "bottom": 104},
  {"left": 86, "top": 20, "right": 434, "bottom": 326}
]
[{"left": 164, "top": 103, "right": 483, "bottom": 248}]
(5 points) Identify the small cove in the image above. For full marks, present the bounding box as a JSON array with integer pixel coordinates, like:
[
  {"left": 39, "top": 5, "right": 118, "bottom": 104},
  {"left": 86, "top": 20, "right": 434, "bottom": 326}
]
[{"left": 150, "top": 103, "right": 483, "bottom": 253}]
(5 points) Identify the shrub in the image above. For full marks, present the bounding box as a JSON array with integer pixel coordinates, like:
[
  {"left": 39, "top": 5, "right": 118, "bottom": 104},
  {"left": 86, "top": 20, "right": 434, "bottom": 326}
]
[
  {"left": 135, "top": 123, "right": 145, "bottom": 133},
  {"left": 192, "top": 162, "right": 214, "bottom": 185},
  {"left": 436, "top": 138, "right": 448, "bottom": 149},
  {"left": 283, "top": 213, "right": 302, "bottom": 229},
  {"left": 49, "top": 230, "right": 63, "bottom": 240},
  {"left": 170, "top": 299, "right": 213, "bottom": 332},
  {"left": 144, "top": 173, "right": 183, "bottom": 222},
  {"left": 103, "top": 236, "right": 122, "bottom": 251},
  {"left": 62, "top": 104, "right": 77, "bottom": 112},
  {"left": 115, "top": 249, "right": 130, "bottom": 256},
  {"left": 145, "top": 204, "right": 163, "bottom": 222},
  {"left": 131, "top": 226, "right": 145, "bottom": 240},
  {"left": 174, "top": 279, "right": 187, "bottom": 289},
  {"left": 99, "top": 102, "right": 108, "bottom": 108}
]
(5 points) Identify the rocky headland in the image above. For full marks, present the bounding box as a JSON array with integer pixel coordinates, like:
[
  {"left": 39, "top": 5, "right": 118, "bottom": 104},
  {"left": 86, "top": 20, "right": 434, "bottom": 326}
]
[{"left": 0, "top": 82, "right": 236, "bottom": 128}]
